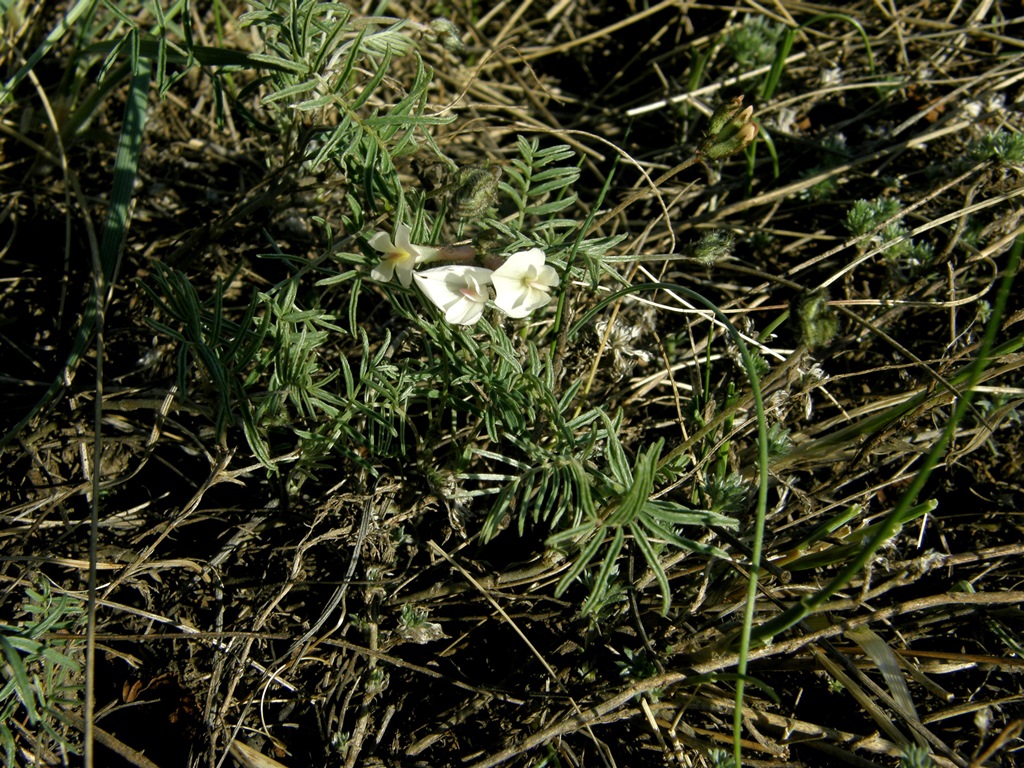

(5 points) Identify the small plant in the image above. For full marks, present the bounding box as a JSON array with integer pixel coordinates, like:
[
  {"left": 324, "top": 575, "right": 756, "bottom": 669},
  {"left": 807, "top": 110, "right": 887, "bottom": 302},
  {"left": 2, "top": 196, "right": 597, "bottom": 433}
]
[
  {"left": 0, "top": 583, "right": 84, "bottom": 764},
  {"left": 615, "top": 647, "right": 661, "bottom": 699},
  {"left": 793, "top": 289, "right": 839, "bottom": 349},
  {"left": 846, "top": 196, "right": 902, "bottom": 240},
  {"left": 846, "top": 197, "right": 934, "bottom": 272},
  {"left": 900, "top": 745, "right": 937, "bottom": 768},
  {"left": 707, "top": 748, "right": 737, "bottom": 768},
  {"left": 723, "top": 15, "right": 785, "bottom": 68},
  {"left": 397, "top": 605, "right": 446, "bottom": 644},
  {"left": 691, "top": 230, "right": 735, "bottom": 265},
  {"left": 762, "top": 422, "right": 792, "bottom": 459},
  {"left": 703, "top": 472, "right": 750, "bottom": 516},
  {"left": 967, "top": 130, "right": 1024, "bottom": 166}
]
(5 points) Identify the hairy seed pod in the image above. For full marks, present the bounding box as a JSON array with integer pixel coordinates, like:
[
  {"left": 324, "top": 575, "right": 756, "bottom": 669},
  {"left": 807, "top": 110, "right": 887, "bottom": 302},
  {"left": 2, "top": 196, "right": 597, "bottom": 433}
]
[
  {"left": 452, "top": 165, "right": 501, "bottom": 220},
  {"left": 793, "top": 289, "right": 839, "bottom": 349},
  {"left": 427, "top": 18, "right": 466, "bottom": 54}
]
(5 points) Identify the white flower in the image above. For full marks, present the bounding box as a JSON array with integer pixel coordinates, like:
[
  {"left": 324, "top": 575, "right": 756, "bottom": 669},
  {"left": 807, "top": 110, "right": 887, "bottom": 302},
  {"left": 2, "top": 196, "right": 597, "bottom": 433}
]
[
  {"left": 413, "top": 265, "right": 493, "bottom": 326},
  {"left": 491, "top": 248, "right": 559, "bottom": 318},
  {"left": 369, "top": 223, "right": 436, "bottom": 288}
]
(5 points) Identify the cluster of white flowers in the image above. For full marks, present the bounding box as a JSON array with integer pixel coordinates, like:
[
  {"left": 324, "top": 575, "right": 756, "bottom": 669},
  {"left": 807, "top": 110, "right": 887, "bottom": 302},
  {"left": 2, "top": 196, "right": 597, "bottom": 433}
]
[{"left": 369, "top": 223, "right": 559, "bottom": 326}]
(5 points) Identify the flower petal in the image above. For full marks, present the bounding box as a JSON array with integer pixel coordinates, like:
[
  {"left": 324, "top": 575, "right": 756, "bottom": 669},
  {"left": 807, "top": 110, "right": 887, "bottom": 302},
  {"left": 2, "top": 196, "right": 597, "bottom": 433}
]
[
  {"left": 493, "top": 288, "right": 531, "bottom": 318},
  {"left": 492, "top": 248, "right": 557, "bottom": 318},
  {"left": 394, "top": 222, "right": 415, "bottom": 254},
  {"left": 493, "top": 247, "right": 546, "bottom": 279},
  {"left": 535, "top": 263, "right": 560, "bottom": 289},
  {"left": 414, "top": 265, "right": 493, "bottom": 326},
  {"left": 371, "top": 259, "right": 397, "bottom": 283},
  {"left": 368, "top": 231, "right": 397, "bottom": 254},
  {"left": 393, "top": 255, "right": 416, "bottom": 288},
  {"left": 498, "top": 285, "right": 552, "bottom": 318},
  {"left": 445, "top": 297, "right": 487, "bottom": 325}
]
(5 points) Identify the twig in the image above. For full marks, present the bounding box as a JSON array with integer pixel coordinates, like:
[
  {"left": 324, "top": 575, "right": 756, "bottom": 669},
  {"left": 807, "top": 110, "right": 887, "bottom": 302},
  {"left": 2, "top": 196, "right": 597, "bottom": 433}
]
[{"left": 64, "top": 712, "right": 163, "bottom": 768}]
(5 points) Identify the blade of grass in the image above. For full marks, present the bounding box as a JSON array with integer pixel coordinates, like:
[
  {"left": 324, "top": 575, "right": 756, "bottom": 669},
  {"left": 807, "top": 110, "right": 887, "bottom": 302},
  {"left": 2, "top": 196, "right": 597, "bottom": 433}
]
[
  {"left": 87, "top": 39, "right": 152, "bottom": 768},
  {"left": 0, "top": 0, "right": 97, "bottom": 103},
  {"left": 0, "top": 38, "right": 152, "bottom": 450},
  {"left": 761, "top": 14, "right": 876, "bottom": 102}
]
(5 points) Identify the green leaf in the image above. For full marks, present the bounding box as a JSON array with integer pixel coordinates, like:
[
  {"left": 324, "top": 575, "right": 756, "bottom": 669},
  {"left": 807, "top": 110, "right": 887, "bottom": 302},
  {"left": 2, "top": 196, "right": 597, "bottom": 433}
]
[
  {"left": 0, "top": 637, "right": 39, "bottom": 723},
  {"left": 553, "top": 532, "right": 606, "bottom": 598},
  {"left": 631, "top": 521, "right": 673, "bottom": 616}
]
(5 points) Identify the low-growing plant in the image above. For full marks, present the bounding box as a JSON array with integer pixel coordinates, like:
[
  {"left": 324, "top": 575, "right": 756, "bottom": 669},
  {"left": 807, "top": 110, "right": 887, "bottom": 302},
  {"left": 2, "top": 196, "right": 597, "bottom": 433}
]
[
  {"left": 723, "top": 15, "right": 785, "bottom": 69},
  {"left": 900, "top": 745, "right": 938, "bottom": 768},
  {"left": 0, "top": 583, "right": 83, "bottom": 764},
  {"left": 846, "top": 196, "right": 935, "bottom": 273},
  {"left": 3, "top": 3, "right": 1022, "bottom": 767},
  {"left": 113, "top": 6, "right": 771, "bottom": 644}
]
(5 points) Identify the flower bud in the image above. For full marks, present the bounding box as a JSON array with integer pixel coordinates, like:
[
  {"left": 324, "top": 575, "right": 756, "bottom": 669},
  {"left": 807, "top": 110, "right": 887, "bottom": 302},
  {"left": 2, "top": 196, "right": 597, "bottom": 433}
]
[
  {"left": 719, "top": 106, "right": 754, "bottom": 142},
  {"left": 426, "top": 18, "right": 466, "bottom": 54},
  {"left": 701, "top": 122, "right": 759, "bottom": 160},
  {"left": 698, "top": 97, "right": 758, "bottom": 160},
  {"left": 706, "top": 96, "right": 746, "bottom": 137}
]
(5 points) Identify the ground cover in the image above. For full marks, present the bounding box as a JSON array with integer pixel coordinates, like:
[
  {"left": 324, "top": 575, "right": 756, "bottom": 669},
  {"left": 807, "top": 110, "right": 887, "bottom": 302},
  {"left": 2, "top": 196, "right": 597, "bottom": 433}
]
[{"left": 1, "top": 2, "right": 1023, "bottom": 767}]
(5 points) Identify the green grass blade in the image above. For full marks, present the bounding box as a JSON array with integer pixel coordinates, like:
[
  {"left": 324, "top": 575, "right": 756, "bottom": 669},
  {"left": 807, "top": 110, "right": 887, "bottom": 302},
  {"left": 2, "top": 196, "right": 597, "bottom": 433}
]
[
  {"left": 0, "top": 49, "right": 151, "bottom": 449},
  {"left": 0, "top": 0, "right": 97, "bottom": 104},
  {"left": 760, "top": 27, "right": 795, "bottom": 102},
  {"left": 99, "top": 50, "right": 150, "bottom": 283}
]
